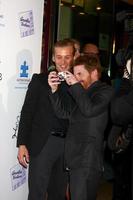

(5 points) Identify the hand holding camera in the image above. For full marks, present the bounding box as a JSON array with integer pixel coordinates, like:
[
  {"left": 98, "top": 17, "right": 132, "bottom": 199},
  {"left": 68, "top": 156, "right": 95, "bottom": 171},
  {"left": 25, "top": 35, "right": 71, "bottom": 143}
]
[
  {"left": 61, "top": 71, "right": 78, "bottom": 86},
  {"left": 48, "top": 71, "right": 61, "bottom": 93},
  {"left": 48, "top": 71, "right": 78, "bottom": 93},
  {"left": 58, "top": 71, "right": 68, "bottom": 82}
]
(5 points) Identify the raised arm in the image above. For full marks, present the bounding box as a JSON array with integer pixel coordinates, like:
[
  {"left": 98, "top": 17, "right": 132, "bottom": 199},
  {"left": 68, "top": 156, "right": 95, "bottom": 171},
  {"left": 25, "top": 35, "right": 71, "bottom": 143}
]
[{"left": 69, "top": 82, "right": 114, "bottom": 117}]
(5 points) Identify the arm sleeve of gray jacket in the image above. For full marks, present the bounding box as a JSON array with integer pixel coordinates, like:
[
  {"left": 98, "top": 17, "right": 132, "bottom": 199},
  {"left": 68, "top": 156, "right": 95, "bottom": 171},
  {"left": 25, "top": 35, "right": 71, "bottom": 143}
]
[
  {"left": 69, "top": 82, "right": 114, "bottom": 117},
  {"left": 49, "top": 89, "right": 73, "bottom": 119}
]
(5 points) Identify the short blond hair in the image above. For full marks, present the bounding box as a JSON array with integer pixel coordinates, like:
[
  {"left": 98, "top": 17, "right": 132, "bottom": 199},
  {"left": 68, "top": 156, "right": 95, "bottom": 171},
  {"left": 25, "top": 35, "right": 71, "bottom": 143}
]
[{"left": 53, "top": 39, "right": 75, "bottom": 56}]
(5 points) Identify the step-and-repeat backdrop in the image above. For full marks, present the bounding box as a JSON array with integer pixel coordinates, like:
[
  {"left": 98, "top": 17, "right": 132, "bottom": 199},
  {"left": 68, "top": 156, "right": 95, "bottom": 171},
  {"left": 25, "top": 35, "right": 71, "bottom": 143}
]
[{"left": 0, "top": 0, "right": 44, "bottom": 199}]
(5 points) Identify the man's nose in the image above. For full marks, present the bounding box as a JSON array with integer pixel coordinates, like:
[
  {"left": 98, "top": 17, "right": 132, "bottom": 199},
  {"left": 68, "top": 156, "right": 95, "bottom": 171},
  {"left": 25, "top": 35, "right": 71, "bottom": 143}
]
[
  {"left": 60, "top": 59, "right": 66, "bottom": 65},
  {"left": 60, "top": 60, "right": 67, "bottom": 68}
]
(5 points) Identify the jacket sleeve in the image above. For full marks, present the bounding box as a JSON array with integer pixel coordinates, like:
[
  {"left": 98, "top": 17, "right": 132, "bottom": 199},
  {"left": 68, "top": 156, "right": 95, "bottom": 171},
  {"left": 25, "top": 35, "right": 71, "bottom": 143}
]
[
  {"left": 111, "top": 89, "right": 133, "bottom": 125},
  {"left": 124, "top": 90, "right": 133, "bottom": 105},
  {"left": 49, "top": 87, "right": 74, "bottom": 119},
  {"left": 111, "top": 78, "right": 133, "bottom": 125},
  {"left": 69, "top": 82, "right": 114, "bottom": 117},
  {"left": 50, "top": 82, "right": 114, "bottom": 118},
  {"left": 17, "top": 74, "right": 41, "bottom": 147}
]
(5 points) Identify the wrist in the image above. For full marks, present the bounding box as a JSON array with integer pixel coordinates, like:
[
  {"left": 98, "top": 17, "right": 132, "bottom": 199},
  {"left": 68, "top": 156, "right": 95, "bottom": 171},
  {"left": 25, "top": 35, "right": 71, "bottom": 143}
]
[{"left": 51, "top": 88, "right": 57, "bottom": 93}]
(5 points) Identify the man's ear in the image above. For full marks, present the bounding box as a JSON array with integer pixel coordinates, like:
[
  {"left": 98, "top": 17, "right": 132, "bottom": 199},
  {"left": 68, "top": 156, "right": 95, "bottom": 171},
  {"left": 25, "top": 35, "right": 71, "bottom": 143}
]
[
  {"left": 73, "top": 55, "right": 76, "bottom": 60},
  {"left": 91, "top": 69, "right": 98, "bottom": 80}
]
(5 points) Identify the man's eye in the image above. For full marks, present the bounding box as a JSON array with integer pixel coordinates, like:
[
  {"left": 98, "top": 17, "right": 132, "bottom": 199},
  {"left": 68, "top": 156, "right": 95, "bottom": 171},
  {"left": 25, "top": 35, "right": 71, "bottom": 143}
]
[{"left": 66, "top": 58, "right": 71, "bottom": 61}]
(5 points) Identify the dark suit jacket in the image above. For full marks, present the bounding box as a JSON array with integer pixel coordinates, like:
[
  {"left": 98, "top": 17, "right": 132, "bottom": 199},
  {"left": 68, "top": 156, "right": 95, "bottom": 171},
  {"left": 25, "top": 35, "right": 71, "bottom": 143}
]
[
  {"left": 111, "top": 78, "right": 133, "bottom": 126},
  {"left": 17, "top": 73, "right": 68, "bottom": 156},
  {"left": 50, "top": 81, "right": 114, "bottom": 170}
]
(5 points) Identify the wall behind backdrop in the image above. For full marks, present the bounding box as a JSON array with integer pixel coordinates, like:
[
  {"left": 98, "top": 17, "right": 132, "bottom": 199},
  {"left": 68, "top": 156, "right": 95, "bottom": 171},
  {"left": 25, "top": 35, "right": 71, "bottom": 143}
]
[{"left": 0, "top": 0, "right": 44, "bottom": 199}]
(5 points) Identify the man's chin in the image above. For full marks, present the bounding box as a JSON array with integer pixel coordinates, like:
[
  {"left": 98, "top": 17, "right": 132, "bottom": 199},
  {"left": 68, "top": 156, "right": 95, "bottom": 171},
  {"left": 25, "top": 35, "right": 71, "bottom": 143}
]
[
  {"left": 81, "top": 82, "right": 86, "bottom": 89},
  {"left": 81, "top": 82, "right": 89, "bottom": 89}
]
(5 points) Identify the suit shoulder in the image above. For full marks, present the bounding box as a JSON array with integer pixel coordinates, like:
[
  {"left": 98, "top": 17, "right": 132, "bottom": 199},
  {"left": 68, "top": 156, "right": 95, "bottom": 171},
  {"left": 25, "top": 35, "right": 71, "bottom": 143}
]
[
  {"left": 99, "top": 82, "right": 113, "bottom": 90},
  {"left": 31, "top": 73, "right": 48, "bottom": 85},
  {"left": 97, "top": 82, "right": 114, "bottom": 97},
  {"left": 32, "top": 73, "right": 48, "bottom": 80}
]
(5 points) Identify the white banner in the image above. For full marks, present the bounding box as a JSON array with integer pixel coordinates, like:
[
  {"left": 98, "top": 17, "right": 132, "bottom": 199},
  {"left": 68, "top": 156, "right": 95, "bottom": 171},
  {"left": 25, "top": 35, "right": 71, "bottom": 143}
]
[{"left": 0, "top": 0, "right": 44, "bottom": 199}]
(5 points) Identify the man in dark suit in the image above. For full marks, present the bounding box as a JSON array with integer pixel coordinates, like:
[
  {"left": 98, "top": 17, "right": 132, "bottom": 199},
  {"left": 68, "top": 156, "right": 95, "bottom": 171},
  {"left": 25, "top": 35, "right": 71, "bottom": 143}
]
[
  {"left": 108, "top": 55, "right": 133, "bottom": 200},
  {"left": 17, "top": 39, "right": 76, "bottom": 200},
  {"left": 48, "top": 55, "right": 114, "bottom": 200}
]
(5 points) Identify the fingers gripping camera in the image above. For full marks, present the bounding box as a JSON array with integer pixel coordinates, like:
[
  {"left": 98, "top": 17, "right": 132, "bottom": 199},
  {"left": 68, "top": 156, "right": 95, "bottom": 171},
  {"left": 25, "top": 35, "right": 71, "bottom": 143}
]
[{"left": 58, "top": 72, "right": 67, "bottom": 81}]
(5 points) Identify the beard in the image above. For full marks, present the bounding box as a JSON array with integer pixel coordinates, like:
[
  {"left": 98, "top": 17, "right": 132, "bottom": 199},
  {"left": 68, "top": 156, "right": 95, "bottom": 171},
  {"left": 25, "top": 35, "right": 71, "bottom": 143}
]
[{"left": 80, "top": 81, "right": 90, "bottom": 89}]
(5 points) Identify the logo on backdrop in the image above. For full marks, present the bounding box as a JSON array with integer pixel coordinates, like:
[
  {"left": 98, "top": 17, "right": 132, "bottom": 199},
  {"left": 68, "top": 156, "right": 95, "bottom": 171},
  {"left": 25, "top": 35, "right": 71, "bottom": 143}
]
[
  {"left": 16, "top": 49, "right": 32, "bottom": 89},
  {"left": 20, "top": 60, "right": 29, "bottom": 78},
  {"left": 0, "top": 72, "right": 2, "bottom": 81},
  {"left": 0, "top": 1, "right": 5, "bottom": 27},
  {"left": 10, "top": 164, "right": 27, "bottom": 191},
  {"left": 12, "top": 113, "right": 20, "bottom": 139},
  {"left": 0, "top": 14, "right": 5, "bottom": 27},
  {"left": 0, "top": 60, "right": 2, "bottom": 81},
  {"left": 19, "top": 10, "right": 34, "bottom": 38}
]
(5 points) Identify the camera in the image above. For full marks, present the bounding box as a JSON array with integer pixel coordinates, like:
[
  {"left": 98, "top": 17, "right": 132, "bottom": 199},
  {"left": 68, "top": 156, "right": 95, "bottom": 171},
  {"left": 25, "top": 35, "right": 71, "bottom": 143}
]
[{"left": 58, "top": 72, "right": 67, "bottom": 81}]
